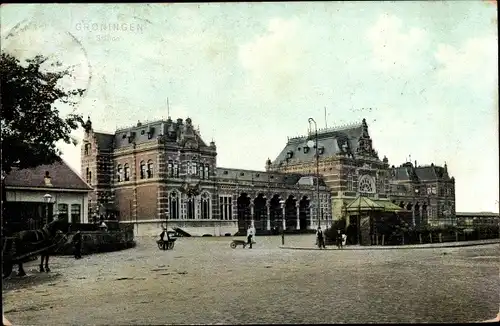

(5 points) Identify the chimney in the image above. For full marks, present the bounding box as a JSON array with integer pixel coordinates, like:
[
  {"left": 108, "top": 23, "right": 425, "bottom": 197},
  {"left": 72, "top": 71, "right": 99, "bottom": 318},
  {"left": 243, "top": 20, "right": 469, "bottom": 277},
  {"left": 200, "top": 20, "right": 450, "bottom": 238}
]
[{"left": 44, "top": 171, "right": 53, "bottom": 186}]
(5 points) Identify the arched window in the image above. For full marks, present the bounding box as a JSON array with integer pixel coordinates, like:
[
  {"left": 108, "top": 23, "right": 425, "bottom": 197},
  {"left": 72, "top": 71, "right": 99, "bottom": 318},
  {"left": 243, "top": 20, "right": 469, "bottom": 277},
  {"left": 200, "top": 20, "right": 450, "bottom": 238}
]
[
  {"left": 169, "top": 192, "right": 179, "bottom": 219},
  {"left": 124, "top": 163, "right": 130, "bottom": 181},
  {"left": 201, "top": 192, "right": 210, "bottom": 219},
  {"left": 140, "top": 161, "right": 146, "bottom": 179},
  {"left": 358, "top": 175, "right": 375, "bottom": 194},
  {"left": 116, "top": 165, "right": 122, "bottom": 182},
  {"left": 173, "top": 161, "right": 179, "bottom": 177},
  {"left": 147, "top": 160, "right": 154, "bottom": 178},
  {"left": 187, "top": 194, "right": 195, "bottom": 219},
  {"left": 167, "top": 160, "right": 173, "bottom": 177}
]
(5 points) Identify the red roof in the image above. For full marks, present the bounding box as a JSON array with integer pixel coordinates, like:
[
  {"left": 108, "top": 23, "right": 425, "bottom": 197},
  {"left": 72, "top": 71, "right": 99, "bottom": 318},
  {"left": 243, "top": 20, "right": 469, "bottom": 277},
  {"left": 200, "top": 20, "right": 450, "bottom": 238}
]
[{"left": 4, "top": 160, "right": 92, "bottom": 191}]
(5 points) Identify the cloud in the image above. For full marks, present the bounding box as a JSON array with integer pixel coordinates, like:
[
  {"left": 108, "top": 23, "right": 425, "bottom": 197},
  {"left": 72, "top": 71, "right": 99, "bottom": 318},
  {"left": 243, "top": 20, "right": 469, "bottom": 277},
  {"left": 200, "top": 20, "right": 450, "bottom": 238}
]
[
  {"left": 239, "top": 17, "right": 306, "bottom": 99},
  {"left": 434, "top": 35, "right": 498, "bottom": 92},
  {"left": 366, "top": 13, "right": 429, "bottom": 74}
]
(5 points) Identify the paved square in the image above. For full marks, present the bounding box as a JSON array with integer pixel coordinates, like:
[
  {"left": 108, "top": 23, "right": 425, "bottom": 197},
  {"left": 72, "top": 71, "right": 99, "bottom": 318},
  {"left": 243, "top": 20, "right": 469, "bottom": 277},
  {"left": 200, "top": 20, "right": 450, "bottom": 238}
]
[{"left": 2, "top": 235, "right": 499, "bottom": 324}]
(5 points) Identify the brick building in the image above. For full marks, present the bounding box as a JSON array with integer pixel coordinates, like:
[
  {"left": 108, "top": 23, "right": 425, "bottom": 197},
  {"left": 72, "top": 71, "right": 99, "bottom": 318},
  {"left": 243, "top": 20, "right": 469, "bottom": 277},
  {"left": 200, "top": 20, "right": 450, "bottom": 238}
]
[
  {"left": 269, "top": 118, "right": 455, "bottom": 232},
  {"left": 81, "top": 117, "right": 331, "bottom": 236}
]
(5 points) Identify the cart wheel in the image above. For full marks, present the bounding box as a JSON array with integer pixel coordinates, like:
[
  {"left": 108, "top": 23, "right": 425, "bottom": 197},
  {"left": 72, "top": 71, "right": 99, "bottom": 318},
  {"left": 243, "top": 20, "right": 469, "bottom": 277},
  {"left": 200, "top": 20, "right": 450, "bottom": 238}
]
[
  {"left": 157, "top": 242, "right": 163, "bottom": 250},
  {"left": 230, "top": 242, "right": 237, "bottom": 249},
  {"left": 168, "top": 242, "right": 175, "bottom": 250},
  {"left": 3, "top": 262, "right": 13, "bottom": 278}
]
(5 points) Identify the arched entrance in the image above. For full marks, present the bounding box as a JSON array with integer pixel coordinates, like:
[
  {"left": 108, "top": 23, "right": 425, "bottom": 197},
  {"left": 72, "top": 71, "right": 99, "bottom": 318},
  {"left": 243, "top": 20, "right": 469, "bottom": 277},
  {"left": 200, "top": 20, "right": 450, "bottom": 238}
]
[
  {"left": 237, "top": 193, "right": 251, "bottom": 234},
  {"left": 285, "top": 195, "right": 297, "bottom": 230},
  {"left": 299, "top": 196, "right": 310, "bottom": 230},
  {"left": 269, "top": 194, "right": 282, "bottom": 233},
  {"left": 253, "top": 194, "right": 267, "bottom": 232}
]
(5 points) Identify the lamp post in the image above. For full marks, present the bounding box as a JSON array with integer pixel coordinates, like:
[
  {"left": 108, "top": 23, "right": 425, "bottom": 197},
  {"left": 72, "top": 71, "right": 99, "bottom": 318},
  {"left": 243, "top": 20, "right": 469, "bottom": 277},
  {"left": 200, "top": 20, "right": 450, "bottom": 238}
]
[
  {"left": 308, "top": 117, "right": 321, "bottom": 228},
  {"left": 412, "top": 188, "right": 419, "bottom": 227},
  {"left": 279, "top": 199, "right": 285, "bottom": 245},
  {"left": 43, "top": 193, "right": 53, "bottom": 225}
]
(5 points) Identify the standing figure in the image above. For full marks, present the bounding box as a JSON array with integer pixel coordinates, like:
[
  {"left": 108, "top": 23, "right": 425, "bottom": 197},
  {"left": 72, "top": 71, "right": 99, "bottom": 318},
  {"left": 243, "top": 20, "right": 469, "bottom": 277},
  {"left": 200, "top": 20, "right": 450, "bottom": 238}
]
[
  {"left": 316, "top": 226, "right": 326, "bottom": 249},
  {"left": 342, "top": 233, "right": 347, "bottom": 247},
  {"left": 336, "top": 229, "right": 343, "bottom": 249},
  {"left": 72, "top": 231, "right": 83, "bottom": 259},
  {"left": 246, "top": 226, "right": 254, "bottom": 249},
  {"left": 159, "top": 228, "right": 169, "bottom": 250}
]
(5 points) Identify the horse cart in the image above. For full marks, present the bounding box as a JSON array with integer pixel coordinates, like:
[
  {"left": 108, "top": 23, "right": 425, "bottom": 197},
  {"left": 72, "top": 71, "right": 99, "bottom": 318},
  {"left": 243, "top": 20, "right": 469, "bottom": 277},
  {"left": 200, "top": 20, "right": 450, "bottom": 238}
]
[
  {"left": 157, "top": 238, "right": 176, "bottom": 250},
  {"left": 2, "top": 232, "right": 67, "bottom": 278}
]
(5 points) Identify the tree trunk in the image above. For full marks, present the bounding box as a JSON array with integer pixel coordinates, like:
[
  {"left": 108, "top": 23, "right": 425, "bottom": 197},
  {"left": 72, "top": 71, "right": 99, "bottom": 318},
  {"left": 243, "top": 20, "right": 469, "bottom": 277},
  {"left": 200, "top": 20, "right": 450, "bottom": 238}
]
[
  {"left": 382, "top": 234, "right": 385, "bottom": 246},
  {"left": 439, "top": 233, "right": 442, "bottom": 243},
  {"left": 419, "top": 234, "right": 422, "bottom": 244},
  {"left": 455, "top": 231, "right": 458, "bottom": 242},
  {"left": 429, "top": 232, "right": 432, "bottom": 243}
]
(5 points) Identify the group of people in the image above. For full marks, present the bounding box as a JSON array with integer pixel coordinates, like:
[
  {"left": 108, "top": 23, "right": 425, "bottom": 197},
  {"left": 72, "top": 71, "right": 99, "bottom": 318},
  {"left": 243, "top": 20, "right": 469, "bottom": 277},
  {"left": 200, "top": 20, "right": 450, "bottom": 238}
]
[{"left": 316, "top": 227, "right": 347, "bottom": 249}]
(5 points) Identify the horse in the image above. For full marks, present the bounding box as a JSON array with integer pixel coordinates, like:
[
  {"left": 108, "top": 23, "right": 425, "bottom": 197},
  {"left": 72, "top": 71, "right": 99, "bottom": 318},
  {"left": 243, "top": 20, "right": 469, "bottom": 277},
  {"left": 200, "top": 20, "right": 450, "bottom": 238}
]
[{"left": 7, "top": 219, "right": 68, "bottom": 277}]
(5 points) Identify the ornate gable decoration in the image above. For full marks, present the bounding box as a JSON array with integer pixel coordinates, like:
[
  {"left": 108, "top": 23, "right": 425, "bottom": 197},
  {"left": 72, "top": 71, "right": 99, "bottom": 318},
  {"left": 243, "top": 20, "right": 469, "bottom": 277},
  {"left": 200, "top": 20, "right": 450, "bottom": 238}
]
[
  {"left": 181, "top": 182, "right": 200, "bottom": 196},
  {"left": 178, "top": 118, "right": 199, "bottom": 149},
  {"left": 356, "top": 119, "right": 378, "bottom": 159}
]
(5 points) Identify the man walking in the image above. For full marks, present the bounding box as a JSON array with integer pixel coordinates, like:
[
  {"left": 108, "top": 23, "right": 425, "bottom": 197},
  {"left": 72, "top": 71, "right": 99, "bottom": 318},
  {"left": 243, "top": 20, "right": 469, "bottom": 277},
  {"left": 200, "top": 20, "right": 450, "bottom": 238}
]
[
  {"left": 246, "top": 225, "right": 254, "bottom": 249},
  {"left": 316, "top": 226, "right": 326, "bottom": 249}
]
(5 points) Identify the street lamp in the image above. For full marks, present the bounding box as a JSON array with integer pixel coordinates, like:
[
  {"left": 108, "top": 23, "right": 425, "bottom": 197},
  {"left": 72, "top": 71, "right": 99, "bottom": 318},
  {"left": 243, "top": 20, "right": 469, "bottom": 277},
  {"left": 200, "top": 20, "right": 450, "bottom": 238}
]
[
  {"left": 43, "top": 193, "right": 53, "bottom": 225},
  {"left": 279, "top": 199, "right": 285, "bottom": 245},
  {"left": 307, "top": 117, "right": 321, "bottom": 229},
  {"left": 412, "top": 188, "right": 419, "bottom": 227}
]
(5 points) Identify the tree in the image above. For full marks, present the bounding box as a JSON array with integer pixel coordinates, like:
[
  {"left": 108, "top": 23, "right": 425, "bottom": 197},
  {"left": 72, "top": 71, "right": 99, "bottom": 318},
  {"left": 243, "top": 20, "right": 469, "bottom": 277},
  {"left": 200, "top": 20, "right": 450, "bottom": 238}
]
[{"left": 0, "top": 53, "right": 85, "bottom": 174}]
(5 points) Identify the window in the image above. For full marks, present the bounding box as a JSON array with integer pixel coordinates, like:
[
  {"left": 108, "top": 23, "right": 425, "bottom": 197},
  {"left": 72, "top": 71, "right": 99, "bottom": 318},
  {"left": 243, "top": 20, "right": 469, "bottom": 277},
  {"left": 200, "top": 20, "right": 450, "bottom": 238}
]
[
  {"left": 116, "top": 165, "right": 122, "bottom": 182},
  {"left": 358, "top": 175, "right": 375, "bottom": 193},
  {"left": 201, "top": 193, "right": 210, "bottom": 219},
  {"left": 169, "top": 192, "right": 179, "bottom": 219},
  {"left": 173, "top": 161, "right": 179, "bottom": 178},
  {"left": 71, "top": 204, "right": 81, "bottom": 223},
  {"left": 204, "top": 164, "right": 209, "bottom": 180},
  {"left": 147, "top": 160, "right": 154, "bottom": 178},
  {"left": 86, "top": 167, "right": 92, "bottom": 184},
  {"left": 431, "top": 186, "right": 437, "bottom": 195},
  {"left": 219, "top": 195, "right": 233, "bottom": 220},
  {"left": 347, "top": 174, "right": 353, "bottom": 191},
  {"left": 140, "top": 161, "right": 146, "bottom": 179},
  {"left": 192, "top": 162, "right": 198, "bottom": 176},
  {"left": 187, "top": 195, "right": 195, "bottom": 219},
  {"left": 167, "top": 160, "right": 174, "bottom": 177},
  {"left": 58, "top": 204, "right": 68, "bottom": 222},
  {"left": 84, "top": 143, "right": 91, "bottom": 156},
  {"left": 124, "top": 163, "right": 130, "bottom": 181}
]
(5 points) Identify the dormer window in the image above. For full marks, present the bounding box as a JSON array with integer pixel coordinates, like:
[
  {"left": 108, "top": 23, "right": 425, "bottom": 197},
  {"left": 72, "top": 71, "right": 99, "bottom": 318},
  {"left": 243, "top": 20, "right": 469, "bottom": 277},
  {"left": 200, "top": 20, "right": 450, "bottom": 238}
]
[
  {"left": 318, "top": 146, "right": 325, "bottom": 155},
  {"left": 122, "top": 134, "right": 127, "bottom": 139},
  {"left": 303, "top": 146, "right": 310, "bottom": 154},
  {"left": 147, "top": 127, "right": 155, "bottom": 139},
  {"left": 240, "top": 172, "right": 244, "bottom": 176},
  {"left": 141, "top": 130, "right": 145, "bottom": 135},
  {"left": 286, "top": 151, "right": 293, "bottom": 159}
]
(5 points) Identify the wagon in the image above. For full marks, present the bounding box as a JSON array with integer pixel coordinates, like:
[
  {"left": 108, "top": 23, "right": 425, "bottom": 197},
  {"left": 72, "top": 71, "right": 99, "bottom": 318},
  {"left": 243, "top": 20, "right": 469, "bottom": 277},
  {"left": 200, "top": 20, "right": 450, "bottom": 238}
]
[
  {"left": 2, "top": 235, "right": 65, "bottom": 277},
  {"left": 230, "top": 239, "right": 255, "bottom": 249},
  {"left": 157, "top": 238, "right": 176, "bottom": 250}
]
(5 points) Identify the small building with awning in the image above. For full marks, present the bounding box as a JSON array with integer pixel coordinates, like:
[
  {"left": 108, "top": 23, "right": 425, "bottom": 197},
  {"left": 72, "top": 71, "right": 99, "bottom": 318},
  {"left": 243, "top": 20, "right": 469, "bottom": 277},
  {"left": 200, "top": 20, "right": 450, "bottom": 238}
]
[{"left": 344, "top": 195, "right": 410, "bottom": 245}]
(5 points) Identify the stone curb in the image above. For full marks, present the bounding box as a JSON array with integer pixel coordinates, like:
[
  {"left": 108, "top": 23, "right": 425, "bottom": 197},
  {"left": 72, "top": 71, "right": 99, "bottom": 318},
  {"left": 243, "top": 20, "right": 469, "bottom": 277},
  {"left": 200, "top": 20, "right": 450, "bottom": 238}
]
[{"left": 279, "top": 239, "right": 500, "bottom": 250}]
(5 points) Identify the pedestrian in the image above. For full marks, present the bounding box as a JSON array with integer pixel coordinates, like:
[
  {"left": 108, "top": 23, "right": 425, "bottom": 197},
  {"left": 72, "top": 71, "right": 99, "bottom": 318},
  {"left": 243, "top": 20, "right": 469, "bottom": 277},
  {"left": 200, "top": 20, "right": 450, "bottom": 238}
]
[
  {"left": 72, "top": 230, "right": 82, "bottom": 259},
  {"left": 342, "top": 232, "right": 347, "bottom": 247},
  {"left": 336, "top": 229, "right": 343, "bottom": 249},
  {"left": 316, "top": 226, "right": 326, "bottom": 249},
  {"left": 246, "top": 225, "right": 254, "bottom": 249},
  {"left": 159, "top": 228, "right": 169, "bottom": 250}
]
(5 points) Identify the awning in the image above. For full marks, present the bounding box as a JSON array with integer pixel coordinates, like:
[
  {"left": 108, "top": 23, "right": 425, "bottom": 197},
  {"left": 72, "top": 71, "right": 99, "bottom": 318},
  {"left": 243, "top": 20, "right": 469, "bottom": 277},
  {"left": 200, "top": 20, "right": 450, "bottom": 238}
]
[
  {"left": 346, "top": 196, "right": 384, "bottom": 212},
  {"left": 374, "top": 200, "right": 406, "bottom": 212}
]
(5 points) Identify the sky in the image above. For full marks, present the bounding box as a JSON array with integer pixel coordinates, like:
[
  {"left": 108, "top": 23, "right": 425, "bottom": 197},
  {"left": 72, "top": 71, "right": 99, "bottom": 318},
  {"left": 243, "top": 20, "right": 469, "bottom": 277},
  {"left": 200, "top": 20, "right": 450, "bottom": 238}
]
[{"left": 1, "top": 2, "right": 498, "bottom": 213}]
